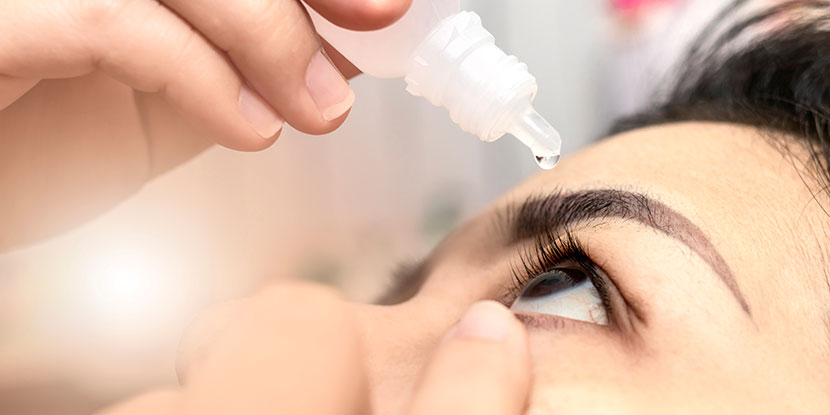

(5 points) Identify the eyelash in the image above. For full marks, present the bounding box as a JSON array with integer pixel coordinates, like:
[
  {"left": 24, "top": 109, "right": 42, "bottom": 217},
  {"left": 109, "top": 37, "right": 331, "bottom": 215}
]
[{"left": 508, "top": 229, "right": 616, "bottom": 324}]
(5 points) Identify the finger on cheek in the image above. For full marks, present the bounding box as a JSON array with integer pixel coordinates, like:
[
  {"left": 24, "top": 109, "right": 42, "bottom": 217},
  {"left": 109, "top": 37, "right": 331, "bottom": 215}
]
[{"left": 409, "top": 301, "right": 532, "bottom": 415}]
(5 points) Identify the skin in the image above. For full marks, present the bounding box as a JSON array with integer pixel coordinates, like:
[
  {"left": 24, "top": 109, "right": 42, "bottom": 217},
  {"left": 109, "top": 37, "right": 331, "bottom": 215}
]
[
  {"left": 6, "top": 1, "right": 827, "bottom": 413},
  {"left": 102, "top": 122, "right": 830, "bottom": 413}
]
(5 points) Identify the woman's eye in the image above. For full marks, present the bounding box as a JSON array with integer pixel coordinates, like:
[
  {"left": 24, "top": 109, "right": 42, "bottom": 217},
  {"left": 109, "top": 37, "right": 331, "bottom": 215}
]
[{"left": 510, "top": 267, "right": 608, "bottom": 325}]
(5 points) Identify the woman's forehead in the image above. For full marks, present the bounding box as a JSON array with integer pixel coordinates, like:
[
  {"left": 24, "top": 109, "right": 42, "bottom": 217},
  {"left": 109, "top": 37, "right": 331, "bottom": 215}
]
[{"left": 513, "top": 122, "right": 821, "bottom": 236}]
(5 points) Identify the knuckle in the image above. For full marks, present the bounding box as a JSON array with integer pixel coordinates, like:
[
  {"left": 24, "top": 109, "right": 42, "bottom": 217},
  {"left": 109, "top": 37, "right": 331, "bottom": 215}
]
[
  {"left": 167, "top": 26, "right": 202, "bottom": 73},
  {"left": 73, "top": 0, "right": 129, "bottom": 32},
  {"left": 70, "top": 0, "right": 143, "bottom": 67}
]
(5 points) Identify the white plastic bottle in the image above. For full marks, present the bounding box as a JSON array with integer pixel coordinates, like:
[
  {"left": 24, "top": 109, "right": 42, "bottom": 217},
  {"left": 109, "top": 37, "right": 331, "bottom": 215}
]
[{"left": 306, "top": 0, "right": 562, "bottom": 169}]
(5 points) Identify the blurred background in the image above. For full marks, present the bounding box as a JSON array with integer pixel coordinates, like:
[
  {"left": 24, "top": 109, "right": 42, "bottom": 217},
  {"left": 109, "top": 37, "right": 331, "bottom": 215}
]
[{"left": 0, "top": 0, "right": 732, "bottom": 413}]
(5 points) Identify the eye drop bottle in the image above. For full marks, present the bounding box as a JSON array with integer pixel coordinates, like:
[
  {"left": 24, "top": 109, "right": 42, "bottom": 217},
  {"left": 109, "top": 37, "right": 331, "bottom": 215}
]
[{"left": 306, "top": 0, "right": 562, "bottom": 169}]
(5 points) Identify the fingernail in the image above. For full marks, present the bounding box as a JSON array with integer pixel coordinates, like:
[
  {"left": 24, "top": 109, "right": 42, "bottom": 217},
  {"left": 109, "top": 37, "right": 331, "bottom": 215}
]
[
  {"left": 453, "top": 301, "right": 514, "bottom": 341},
  {"left": 306, "top": 49, "right": 355, "bottom": 121},
  {"left": 239, "top": 84, "right": 284, "bottom": 139}
]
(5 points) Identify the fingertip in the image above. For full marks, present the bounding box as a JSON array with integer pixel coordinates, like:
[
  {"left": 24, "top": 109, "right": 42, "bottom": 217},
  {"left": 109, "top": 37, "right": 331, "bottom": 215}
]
[
  {"left": 216, "top": 128, "right": 283, "bottom": 152},
  {"left": 302, "top": 49, "right": 355, "bottom": 130},
  {"left": 409, "top": 302, "right": 531, "bottom": 415},
  {"left": 165, "top": 90, "right": 284, "bottom": 152},
  {"left": 306, "top": 0, "right": 413, "bottom": 31},
  {"left": 449, "top": 301, "right": 529, "bottom": 356},
  {"left": 293, "top": 107, "right": 352, "bottom": 136},
  {"left": 446, "top": 301, "right": 532, "bottom": 407},
  {"left": 452, "top": 301, "right": 516, "bottom": 341},
  {"left": 238, "top": 84, "right": 285, "bottom": 139},
  {"left": 351, "top": 0, "right": 414, "bottom": 30}
]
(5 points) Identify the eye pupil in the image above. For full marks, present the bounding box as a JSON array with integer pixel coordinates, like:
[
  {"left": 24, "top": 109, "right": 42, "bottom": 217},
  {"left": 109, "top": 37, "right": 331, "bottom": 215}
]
[{"left": 521, "top": 269, "right": 587, "bottom": 299}]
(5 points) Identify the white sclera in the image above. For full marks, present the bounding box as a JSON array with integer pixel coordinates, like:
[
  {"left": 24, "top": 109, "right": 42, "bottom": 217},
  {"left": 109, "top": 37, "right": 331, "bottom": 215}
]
[{"left": 511, "top": 278, "right": 609, "bottom": 325}]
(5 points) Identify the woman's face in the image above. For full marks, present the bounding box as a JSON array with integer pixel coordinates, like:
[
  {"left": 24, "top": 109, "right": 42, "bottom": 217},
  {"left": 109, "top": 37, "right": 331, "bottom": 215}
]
[{"left": 354, "top": 122, "right": 830, "bottom": 413}]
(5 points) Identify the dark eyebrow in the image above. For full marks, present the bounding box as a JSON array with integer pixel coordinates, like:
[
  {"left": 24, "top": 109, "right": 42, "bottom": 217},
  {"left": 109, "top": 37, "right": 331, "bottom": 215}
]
[
  {"left": 376, "top": 188, "right": 750, "bottom": 315},
  {"left": 506, "top": 189, "right": 751, "bottom": 314}
]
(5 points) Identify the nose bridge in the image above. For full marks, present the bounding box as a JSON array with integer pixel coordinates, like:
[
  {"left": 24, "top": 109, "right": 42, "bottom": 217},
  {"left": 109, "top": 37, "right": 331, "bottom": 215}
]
[{"left": 350, "top": 298, "right": 459, "bottom": 412}]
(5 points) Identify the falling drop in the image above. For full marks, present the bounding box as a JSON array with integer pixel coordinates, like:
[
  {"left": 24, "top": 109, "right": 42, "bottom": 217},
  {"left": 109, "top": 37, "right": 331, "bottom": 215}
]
[{"left": 535, "top": 154, "right": 560, "bottom": 170}]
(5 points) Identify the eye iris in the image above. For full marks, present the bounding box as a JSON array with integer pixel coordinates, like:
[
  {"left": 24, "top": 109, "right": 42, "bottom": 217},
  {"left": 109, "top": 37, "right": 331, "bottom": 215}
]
[{"left": 522, "top": 269, "right": 587, "bottom": 298}]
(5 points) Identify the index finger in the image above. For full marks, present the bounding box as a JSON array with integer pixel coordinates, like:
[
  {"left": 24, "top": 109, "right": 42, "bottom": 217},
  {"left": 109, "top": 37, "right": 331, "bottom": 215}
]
[
  {"left": 408, "top": 301, "right": 532, "bottom": 415},
  {"left": 304, "top": 0, "right": 413, "bottom": 31},
  {"left": 159, "top": 0, "right": 350, "bottom": 135}
]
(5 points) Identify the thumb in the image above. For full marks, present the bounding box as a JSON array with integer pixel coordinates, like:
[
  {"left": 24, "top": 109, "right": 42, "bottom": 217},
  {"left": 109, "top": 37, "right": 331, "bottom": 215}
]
[
  {"left": 303, "top": 0, "right": 414, "bottom": 31},
  {"left": 408, "top": 301, "right": 532, "bottom": 415}
]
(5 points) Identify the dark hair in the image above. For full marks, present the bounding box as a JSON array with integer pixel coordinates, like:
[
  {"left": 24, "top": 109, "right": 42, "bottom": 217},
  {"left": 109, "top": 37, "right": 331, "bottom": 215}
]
[{"left": 612, "top": 0, "right": 830, "bottom": 200}]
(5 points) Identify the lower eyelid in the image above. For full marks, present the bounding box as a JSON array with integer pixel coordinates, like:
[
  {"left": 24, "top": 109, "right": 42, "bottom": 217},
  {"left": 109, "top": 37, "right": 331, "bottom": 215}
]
[{"left": 514, "top": 311, "right": 604, "bottom": 332}]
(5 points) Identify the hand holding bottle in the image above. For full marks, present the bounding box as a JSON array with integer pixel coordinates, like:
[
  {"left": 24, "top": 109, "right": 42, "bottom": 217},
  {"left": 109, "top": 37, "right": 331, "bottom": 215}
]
[
  {"left": 308, "top": 0, "right": 562, "bottom": 168},
  {"left": 0, "top": 0, "right": 414, "bottom": 146},
  {"left": 0, "top": 0, "right": 411, "bottom": 251}
]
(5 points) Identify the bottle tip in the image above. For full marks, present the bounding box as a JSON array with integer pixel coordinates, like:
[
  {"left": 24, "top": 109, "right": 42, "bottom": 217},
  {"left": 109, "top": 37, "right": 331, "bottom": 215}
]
[{"left": 509, "top": 107, "right": 562, "bottom": 169}]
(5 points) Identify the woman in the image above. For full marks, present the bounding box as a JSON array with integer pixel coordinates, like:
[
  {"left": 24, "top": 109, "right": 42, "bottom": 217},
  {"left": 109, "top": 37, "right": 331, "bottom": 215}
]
[{"left": 101, "top": 1, "right": 830, "bottom": 413}]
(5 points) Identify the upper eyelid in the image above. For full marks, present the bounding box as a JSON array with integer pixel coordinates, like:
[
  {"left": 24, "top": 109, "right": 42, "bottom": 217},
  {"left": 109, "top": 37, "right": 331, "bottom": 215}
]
[
  {"left": 528, "top": 227, "right": 645, "bottom": 330},
  {"left": 506, "top": 230, "right": 614, "bottom": 305},
  {"left": 496, "top": 188, "right": 751, "bottom": 316}
]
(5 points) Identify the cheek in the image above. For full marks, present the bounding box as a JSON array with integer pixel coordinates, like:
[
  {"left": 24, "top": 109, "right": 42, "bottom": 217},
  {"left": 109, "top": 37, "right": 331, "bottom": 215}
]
[
  {"left": 524, "top": 339, "right": 693, "bottom": 415},
  {"left": 522, "top": 330, "right": 780, "bottom": 414},
  {"left": 522, "top": 330, "right": 639, "bottom": 412}
]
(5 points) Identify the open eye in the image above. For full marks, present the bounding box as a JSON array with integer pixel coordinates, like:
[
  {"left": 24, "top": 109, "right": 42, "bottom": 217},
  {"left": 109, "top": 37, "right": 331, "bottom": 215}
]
[{"left": 510, "top": 267, "right": 608, "bottom": 325}]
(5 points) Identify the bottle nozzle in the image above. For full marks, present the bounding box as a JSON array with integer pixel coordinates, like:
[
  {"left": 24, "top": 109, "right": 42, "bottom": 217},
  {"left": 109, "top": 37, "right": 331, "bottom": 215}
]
[{"left": 508, "top": 106, "right": 562, "bottom": 170}]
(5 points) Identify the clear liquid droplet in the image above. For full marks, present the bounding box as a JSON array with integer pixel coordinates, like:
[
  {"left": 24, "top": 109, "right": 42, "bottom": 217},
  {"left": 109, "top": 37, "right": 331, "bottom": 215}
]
[{"left": 535, "top": 154, "right": 560, "bottom": 170}]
